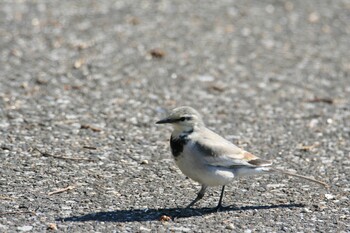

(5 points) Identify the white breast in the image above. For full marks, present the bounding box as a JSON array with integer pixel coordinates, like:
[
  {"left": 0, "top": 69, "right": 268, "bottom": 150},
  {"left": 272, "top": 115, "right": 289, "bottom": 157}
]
[{"left": 174, "top": 141, "right": 235, "bottom": 186}]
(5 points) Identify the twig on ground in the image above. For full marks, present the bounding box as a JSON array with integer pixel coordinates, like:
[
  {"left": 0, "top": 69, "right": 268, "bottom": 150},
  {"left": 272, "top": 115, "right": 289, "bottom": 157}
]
[
  {"left": 48, "top": 185, "right": 76, "bottom": 196},
  {"left": 82, "top": 146, "right": 97, "bottom": 150},
  {"left": 0, "top": 195, "right": 15, "bottom": 201},
  {"left": 80, "top": 124, "right": 102, "bottom": 132},
  {"left": 305, "top": 98, "right": 334, "bottom": 104},
  {"left": 0, "top": 210, "right": 36, "bottom": 216},
  {"left": 33, "top": 148, "right": 96, "bottom": 161},
  {"left": 297, "top": 142, "right": 320, "bottom": 151}
]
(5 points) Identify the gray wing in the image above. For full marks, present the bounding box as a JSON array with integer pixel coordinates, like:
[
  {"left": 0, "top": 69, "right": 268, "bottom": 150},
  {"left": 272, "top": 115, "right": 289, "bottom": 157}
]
[{"left": 189, "top": 127, "right": 272, "bottom": 168}]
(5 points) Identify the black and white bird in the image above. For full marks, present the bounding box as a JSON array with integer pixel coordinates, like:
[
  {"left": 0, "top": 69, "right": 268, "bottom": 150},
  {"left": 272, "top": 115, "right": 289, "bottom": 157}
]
[{"left": 156, "top": 106, "right": 328, "bottom": 211}]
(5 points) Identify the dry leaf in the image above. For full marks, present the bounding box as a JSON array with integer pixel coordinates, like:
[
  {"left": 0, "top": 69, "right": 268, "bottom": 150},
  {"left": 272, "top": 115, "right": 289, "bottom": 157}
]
[
  {"left": 47, "top": 223, "right": 58, "bottom": 230},
  {"left": 159, "top": 215, "right": 171, "bottom": 221},
  {"left": 149, "top": 48, "right": 166, "bottom": 58}
]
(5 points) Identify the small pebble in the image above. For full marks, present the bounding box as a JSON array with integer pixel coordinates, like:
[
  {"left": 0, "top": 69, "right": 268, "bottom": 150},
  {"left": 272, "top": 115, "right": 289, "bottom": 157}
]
[
  {"left": 309, "top": 119, "right": 319, "bottom": 128},
  {"left": 308, "top": 12, "right": 320, "bottom": 23},
  {"left": 226, "top": 224, "right": 235, "bottom": 230},
  {"left": 139, "top": 226, "right": 151, "bottom": 232},
  {"left": 141, "top": 160, "right": 149, "bottom": 165},
  {"left": 197, "top": 75, "right": 214, "bottom": 82},
  {"left": 325, "top": 194, "right": 335, "bottom": 200},
  {"left": 17, "top": 226, "right": 33, "bottom": 232},
  {"left": 302, "top": 208, "right": 312, "bottom": 213}
]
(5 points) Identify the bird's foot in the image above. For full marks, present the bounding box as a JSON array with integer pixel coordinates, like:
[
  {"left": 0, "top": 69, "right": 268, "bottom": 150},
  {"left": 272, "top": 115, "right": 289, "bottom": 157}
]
[{"left": 213, "top": 203, "right": 224, "bottom": 212}]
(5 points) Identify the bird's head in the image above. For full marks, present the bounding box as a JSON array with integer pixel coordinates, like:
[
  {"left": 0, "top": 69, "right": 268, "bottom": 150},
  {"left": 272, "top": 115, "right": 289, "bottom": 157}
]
[{"left": 156, "top": 106, "right": 204, "bottom": 131}]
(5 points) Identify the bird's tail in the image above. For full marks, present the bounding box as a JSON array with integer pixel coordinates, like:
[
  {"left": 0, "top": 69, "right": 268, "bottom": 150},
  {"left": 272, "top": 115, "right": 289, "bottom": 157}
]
[{"left": 267, "top": 168, "right": 329, "bottom": 188}]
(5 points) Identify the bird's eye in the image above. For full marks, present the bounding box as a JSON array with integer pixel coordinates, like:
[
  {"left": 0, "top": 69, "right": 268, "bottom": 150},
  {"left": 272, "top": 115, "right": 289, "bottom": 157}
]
[{"left": 179, "top": 116, "right": 192, "bottom": 121}]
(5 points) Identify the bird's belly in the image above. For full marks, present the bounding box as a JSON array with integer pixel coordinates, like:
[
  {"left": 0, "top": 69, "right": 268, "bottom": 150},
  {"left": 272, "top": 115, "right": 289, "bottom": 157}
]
[{"left": 175, "top": 153, "right": 234, "bottom": 186}]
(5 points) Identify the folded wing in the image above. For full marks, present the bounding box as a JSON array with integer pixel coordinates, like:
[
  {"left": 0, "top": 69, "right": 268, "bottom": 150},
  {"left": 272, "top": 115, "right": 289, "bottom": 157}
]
[{"left": 190, "top": 128, "right": 272, "bottom": 168}]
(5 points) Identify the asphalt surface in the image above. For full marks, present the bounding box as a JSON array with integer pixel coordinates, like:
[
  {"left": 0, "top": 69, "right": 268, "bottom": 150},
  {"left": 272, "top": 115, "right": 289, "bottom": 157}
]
[{"left": 0, "top": 0, "right": 349, "bottom": 232}]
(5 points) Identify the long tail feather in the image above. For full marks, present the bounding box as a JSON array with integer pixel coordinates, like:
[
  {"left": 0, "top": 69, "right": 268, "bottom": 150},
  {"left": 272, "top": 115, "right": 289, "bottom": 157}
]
[{"left": 269, "top": 168, "right": 329, "bottom": 188}]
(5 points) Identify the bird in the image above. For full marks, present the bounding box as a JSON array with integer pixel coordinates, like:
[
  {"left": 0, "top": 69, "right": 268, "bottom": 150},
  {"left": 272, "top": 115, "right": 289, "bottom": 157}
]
[{"left": 156, "top": 106, "right": 328, "bottom": 211}]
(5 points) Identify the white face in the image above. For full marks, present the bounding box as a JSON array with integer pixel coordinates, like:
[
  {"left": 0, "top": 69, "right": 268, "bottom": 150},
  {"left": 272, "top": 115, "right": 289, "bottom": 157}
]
[
  {"left": 168, "top": 114, "right": 199, "bottom": 132},
  {"left": 156, "top": 106, "right": 204, "bottom": 129}
]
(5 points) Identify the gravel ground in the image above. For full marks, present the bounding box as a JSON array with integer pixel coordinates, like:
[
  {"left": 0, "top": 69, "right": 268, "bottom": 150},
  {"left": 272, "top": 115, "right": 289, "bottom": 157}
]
[{"left": 0, "top": 0, "right": 349, "bottom": 232}]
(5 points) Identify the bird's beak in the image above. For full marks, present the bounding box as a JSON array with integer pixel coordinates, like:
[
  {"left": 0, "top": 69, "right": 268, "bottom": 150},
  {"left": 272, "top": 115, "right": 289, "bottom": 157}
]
[{"left": 156, "top": 118, "right": 175, "bottom": 124}]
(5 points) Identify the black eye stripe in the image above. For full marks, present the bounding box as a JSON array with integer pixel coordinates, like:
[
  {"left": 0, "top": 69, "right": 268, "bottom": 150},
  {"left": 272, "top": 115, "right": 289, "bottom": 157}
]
[{"left": 179, "top": 116, "right": 192, "bottom": 121}]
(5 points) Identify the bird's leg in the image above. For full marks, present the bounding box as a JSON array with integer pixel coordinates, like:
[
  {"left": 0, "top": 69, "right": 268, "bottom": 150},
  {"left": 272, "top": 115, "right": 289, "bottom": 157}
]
[
  {"left": 214, "top": 185, "right": 225, "bottom": 212},
  {"left": 186, "top": 185, "right": 207, "bottom": 208}
]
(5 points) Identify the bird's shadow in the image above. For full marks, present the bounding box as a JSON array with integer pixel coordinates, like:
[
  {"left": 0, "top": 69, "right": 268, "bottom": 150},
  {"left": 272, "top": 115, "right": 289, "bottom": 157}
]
[{"left": 58, "top": 203, "right": 305, "bottom": 223}]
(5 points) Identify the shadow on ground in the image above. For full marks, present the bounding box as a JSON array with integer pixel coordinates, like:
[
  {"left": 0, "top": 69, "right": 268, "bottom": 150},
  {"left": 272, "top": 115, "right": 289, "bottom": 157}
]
[{"left": 59, "top": 203, "right": 304, "bottom": 222}]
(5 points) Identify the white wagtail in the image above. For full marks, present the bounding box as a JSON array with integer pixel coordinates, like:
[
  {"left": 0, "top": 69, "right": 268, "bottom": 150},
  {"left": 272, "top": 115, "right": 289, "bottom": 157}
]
[{"left": 156, "top": 106, "right": 328, "bottom": 211}]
